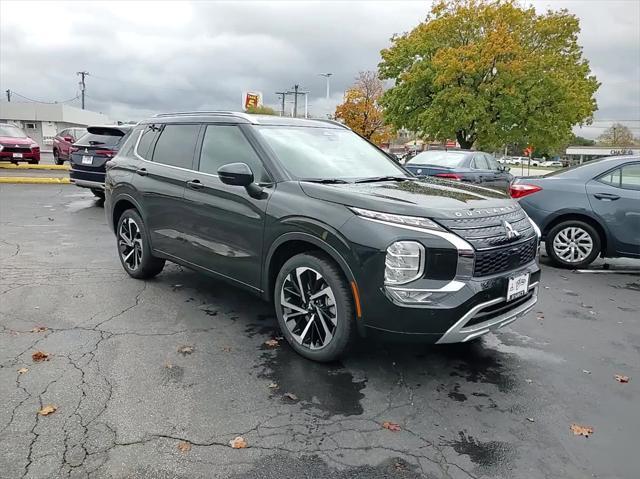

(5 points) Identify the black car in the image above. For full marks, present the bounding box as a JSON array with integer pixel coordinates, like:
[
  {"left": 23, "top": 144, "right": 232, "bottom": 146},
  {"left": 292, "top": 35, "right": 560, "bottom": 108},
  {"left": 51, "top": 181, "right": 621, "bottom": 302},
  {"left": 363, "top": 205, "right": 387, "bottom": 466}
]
[
  {"left": 512, "top": 156, "right": 640, "bottom": 268},
  {"left": 404, "top": 150, "right": 513, "bottom": 192},
  {"left": 105, "top": 112, "right": 541, "bottom": 362},
  {"left": 69, "top": 125, "right": 132, "bottom": 199}
]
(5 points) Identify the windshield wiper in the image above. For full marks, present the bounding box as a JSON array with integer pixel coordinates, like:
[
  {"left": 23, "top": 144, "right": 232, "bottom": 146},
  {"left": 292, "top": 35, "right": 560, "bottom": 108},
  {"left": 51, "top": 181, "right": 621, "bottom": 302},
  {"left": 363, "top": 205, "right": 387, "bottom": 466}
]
[
  {"left": 354, "top": 176, "right": 411, "bottom": 184},
  {"left": 301, "top": 178, "right": 351, "bottom": 184}
]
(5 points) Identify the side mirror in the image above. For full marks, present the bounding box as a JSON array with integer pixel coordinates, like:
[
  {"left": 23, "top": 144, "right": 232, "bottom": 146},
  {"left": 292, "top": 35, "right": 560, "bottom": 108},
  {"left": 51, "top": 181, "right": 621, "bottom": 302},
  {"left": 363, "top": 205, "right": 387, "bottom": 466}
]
[
  {"left": 218, "top": 162, "right": 254, "bottom": 187},
  {"left": 63, "top": 136, "right": 74, "bottom": 142}
]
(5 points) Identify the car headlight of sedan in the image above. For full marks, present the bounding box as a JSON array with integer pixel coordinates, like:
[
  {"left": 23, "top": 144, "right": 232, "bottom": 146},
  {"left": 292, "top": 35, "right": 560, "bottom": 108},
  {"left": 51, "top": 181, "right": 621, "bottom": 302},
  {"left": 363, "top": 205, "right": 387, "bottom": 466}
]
[{"left": 384, "top": 241, "right": 425, "bottom": 285}]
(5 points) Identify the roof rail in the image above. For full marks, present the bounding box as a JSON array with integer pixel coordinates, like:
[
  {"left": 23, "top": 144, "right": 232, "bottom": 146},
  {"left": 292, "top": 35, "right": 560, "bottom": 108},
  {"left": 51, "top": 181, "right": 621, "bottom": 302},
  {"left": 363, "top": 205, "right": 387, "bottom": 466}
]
[{"left": 152, "top": 111, "right": 257, "bottom": 123}]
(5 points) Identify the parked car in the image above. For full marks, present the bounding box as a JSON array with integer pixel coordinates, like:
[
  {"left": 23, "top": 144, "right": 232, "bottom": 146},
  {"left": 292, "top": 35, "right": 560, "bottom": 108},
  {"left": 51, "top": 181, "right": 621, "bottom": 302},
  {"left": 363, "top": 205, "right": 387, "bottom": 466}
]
[
  {"left": 511, "top": 156, "right": 639, "bottom": 268},
  {"left": 52, "top": 127, "right": 87, "bottom": 165},
  {"left": 69, "top": 125, "right": 132, "bottom": 199},
  {"left": 0, "top": 123, "right": 40, "bottom": 164},
  {"left": 105, "top": 112, "right": 541, "bottom": 362},
  {"left": 404, "top": 149, "right": 513, "bottom": 192}
]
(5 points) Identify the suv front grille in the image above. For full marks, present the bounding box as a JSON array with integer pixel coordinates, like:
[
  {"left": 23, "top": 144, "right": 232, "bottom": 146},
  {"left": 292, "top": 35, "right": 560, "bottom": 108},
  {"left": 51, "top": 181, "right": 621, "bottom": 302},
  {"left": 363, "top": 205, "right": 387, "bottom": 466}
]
[
  {"left": 438, "top": 208, "right": 534, "bottom": 249},
  {"left": 473, "top": 237, "right": 538, "bottom": 277}
]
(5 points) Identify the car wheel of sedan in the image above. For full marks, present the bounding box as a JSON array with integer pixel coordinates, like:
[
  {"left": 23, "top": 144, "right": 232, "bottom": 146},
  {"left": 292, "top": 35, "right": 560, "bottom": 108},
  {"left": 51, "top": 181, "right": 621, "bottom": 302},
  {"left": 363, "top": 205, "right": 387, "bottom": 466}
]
[
  {"left": 274, "top": 252, "right": 355, "bottom": 362},
  {"left": 53, "top": 150, "right": 63, "bottom": 165},
  {"left": 546, "top": 220, "right": 601, "bottom": 269},
  {"left": 116, "top": 209, "right": 165, "bottom": 279}
]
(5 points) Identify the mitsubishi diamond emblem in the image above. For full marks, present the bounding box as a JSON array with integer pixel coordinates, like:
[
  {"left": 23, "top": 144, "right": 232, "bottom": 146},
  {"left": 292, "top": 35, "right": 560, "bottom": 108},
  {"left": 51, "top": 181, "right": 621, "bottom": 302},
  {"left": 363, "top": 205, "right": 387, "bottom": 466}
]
[{"left": 503, "top": 220, "right": 520, "bottom": 240}]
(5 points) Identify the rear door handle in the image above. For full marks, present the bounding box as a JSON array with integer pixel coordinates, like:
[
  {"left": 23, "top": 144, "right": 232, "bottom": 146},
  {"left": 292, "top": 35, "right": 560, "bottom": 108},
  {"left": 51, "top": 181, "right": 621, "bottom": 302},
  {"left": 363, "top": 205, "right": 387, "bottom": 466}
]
[
  {"left": 136, "top": 168, "right": 148, "bottom": 176},
  {"left": 594, "top": 193, "right": 620, "bottom": 201},
  {"left": 187, "top": 179, "right": 204, "bottom": 190}
]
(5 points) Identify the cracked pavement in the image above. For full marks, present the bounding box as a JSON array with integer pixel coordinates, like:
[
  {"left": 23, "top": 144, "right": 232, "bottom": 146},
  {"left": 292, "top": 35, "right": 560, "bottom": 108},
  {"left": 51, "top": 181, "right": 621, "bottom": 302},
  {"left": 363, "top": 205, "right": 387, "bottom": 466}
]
[{"left": 1, "top": 184, "right": 638, "bottom": 479}]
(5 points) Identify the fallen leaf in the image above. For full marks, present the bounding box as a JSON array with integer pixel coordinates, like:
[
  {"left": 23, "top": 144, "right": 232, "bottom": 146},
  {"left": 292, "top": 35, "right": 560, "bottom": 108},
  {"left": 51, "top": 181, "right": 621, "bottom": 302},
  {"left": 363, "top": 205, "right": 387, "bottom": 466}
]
[
  {"left": 526, "top": 417, "right": 535, "bottom": 423},
  {"left": 570, "top": 423, "right": 593, "bottom": 437},
  {"left": 177, "top": 345, "right": 194, "bottom": 355},
  {"left": 582, "top": 370, "right": 591, "bottom": 375},
  {"left": 222, "top": 346, "right": 232, "bottom": 352},
  {"left": 267, "top": 383, "right": 278, "bottom": 389},
  {"left": 31, "top": 326, "right": 48, "bottom": 333},
  {"left": 38, "top": 405, "right": 57, "bottom": 416},
  {"left": 164, "top": 362, "right": 173, "bottom": 369},
  {"left": 283, "top": 392, "right": 298, "bottom": 401},
  {"left": 382, "top": 421, "right": 401, "bottom": 432},
  {"left": 177, "top": 441, "right": 191, "bottom": 453},
  {"left": 17, "top": 367, "right": 29, "bottom": 374},
  {"left": 229, "top": 436, "right": 247, "bottom": 449},
  {"left": 264, "top": 339, "right": 279, "bottom": 348},
  {"left": 614, "top": 374, "right": 630, "bottom": 383},
  {"left": 32, "top": 351, "right": 50, "bottom": 362}
]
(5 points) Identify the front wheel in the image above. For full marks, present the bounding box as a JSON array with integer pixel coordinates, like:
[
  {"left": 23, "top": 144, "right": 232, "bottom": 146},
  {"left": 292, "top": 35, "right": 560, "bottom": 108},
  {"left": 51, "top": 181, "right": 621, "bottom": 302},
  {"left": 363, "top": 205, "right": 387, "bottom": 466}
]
[
  {"left": 116, "top": 209, "right": 165, "bottom": 279},
  {"left": 274, "top": 252, "right": 356, "bottom": 362},
  {"left": 546, "top": 220, "right": 601, "bottom": 269},
  {"left": 53, "top": 150, "right": 63, "bottom": 165}
]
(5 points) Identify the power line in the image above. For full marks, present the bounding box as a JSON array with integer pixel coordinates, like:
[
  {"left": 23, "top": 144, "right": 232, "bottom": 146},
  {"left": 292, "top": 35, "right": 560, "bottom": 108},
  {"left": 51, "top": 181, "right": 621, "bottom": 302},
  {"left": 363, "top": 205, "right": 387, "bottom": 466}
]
[{"left": 7, "top": 91, "right": 80, "bottom": 104}]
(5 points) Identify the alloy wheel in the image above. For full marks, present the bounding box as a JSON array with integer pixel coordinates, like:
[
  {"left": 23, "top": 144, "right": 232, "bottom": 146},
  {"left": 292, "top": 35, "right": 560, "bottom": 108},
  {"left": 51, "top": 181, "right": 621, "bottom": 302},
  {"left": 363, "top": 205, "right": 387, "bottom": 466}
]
[
  {"left": 118, "top": 217, "right": 143, "bottom": 271},
  {"left": 280, "top": 267, "right": 337, "bottom": 350},
  {"left": 552, "top": 226, "right": 593, "bottom": 263}
]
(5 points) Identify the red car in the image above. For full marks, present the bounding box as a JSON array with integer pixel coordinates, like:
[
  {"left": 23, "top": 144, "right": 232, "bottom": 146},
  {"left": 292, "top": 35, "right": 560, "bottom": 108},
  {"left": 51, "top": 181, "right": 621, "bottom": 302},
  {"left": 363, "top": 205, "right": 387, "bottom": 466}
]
[
  {"left": 0, "top": 123, "right": 40, "bottom": 164},
  {"left": 52, "top": 127, "right": 87, "bottom": 165}
]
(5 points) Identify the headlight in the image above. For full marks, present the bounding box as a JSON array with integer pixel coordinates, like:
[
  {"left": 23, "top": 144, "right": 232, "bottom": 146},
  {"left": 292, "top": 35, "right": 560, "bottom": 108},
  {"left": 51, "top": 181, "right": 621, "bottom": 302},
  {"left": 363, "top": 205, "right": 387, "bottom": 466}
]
[
  {"left": 350, "top": 207, "right": 444, "bottom": 231},
  {"left": 384, "top": 241, "right": 424, "bottom": 285}
]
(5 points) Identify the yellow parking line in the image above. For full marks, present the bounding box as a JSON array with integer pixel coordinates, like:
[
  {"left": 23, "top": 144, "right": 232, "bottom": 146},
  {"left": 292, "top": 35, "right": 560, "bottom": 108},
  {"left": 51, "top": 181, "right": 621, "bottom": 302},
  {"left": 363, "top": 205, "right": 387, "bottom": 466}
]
[
  {"left": 0, "top": 177, "right": 71, "bottom": 184},
  {"left": 0, "top": 163, "right": 70, "bottom": 170}
]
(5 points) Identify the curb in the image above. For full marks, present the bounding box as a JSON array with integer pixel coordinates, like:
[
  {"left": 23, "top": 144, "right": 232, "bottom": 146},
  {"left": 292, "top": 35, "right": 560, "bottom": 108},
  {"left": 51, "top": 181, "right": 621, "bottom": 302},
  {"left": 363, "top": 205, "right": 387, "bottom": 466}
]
[
  {"left": 0, "top": 177, "right": 71, "bottom": 184},
  {"left": 0, "top": 163, "right": 70, "bottom": 170}
]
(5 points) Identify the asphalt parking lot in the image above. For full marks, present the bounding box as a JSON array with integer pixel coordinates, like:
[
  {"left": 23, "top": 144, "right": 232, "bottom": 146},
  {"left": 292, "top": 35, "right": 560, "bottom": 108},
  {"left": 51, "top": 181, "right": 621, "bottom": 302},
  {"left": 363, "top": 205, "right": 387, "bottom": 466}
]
[{"left": 1, "top": 184, "right": 638, "bottom": 479}]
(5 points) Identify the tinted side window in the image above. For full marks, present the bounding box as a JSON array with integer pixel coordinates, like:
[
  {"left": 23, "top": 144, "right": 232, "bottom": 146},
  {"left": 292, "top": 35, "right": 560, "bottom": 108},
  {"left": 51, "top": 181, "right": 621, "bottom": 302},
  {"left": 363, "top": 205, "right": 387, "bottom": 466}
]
[
  {"left": 118, "top": 127, "right": 141, "bottom": 157},
  {"left": 597, "top": 168, "right": 621, "bottom": 187},
  {"left": 472, "top": 155, "right": 489, "bottom": 169},
  {"left": 136, "top": 125, "right": 160, "bottom": 160},
  {"left": 485, "top": 154, "right": 499, "bottom": 170},
  {"left": 152, "top": 124, "right": 199, "bottom": 169},
  {"left": 59, "top": 129, "right": 68, "bottom": 138},
  {"left": 621, "top": 163, "right": 640, "bottom": 190},
  {"left": 199, "top": 125, "right": 267, "bottom": 182}
]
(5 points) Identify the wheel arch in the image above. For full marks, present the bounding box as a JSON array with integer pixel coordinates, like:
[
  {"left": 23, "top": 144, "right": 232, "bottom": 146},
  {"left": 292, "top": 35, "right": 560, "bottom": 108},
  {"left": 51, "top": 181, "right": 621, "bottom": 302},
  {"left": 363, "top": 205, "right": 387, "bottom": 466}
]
[
  {"left": 543, "top": 211, "right": 609, "bottom": 255},
  {"left": 111, "top": 194, "right": 144, "bottom": 233}
]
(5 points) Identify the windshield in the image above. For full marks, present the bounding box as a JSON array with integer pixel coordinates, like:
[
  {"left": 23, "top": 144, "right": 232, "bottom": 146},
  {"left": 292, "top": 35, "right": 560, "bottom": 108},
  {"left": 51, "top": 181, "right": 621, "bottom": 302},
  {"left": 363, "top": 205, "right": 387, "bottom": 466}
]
[
  {"left": 0, "top": 125, "right": 27, "bottom": 138},
  {"left": 407, "top": 151, "right": 467, "bottom": 167},
  {"left": 256, "top": 126, "right": 407, "bottom": 180}
]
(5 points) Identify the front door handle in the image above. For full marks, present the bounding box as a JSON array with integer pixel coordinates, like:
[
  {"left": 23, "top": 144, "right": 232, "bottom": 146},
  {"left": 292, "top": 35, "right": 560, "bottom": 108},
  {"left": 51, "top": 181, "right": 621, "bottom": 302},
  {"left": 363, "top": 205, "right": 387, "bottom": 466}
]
[
  {"left": 187, "top": 179, "right": 204, "bottom": 190},
  {"left": 136, "top": 168, "right": 148, "bottom": 176},
  {"left": 594, "top": 193, "right": 620, "bottom": 201}
]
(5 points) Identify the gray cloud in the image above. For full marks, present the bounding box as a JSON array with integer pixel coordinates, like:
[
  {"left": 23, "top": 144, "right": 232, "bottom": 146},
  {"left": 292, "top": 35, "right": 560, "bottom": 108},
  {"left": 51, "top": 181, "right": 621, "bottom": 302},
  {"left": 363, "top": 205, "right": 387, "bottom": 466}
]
[{"left": 1, "top": 0, "right": 638, "bottom": 138}]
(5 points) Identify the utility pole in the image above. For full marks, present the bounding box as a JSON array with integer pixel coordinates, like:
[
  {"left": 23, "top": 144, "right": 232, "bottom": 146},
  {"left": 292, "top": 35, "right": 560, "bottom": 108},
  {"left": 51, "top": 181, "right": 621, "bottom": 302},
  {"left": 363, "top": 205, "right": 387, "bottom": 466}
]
[
  {"left": 275, "top": 91, "right": 287, "bottom": 117},
  {"left": 319, "top": 73, "right": 332, "bottom": 99},
  {"left": 285, "top": 84, "right": 309, "bottom": 118},
  {"left": 5, "top": 89, "right": 10, "bottom": 102},
  {"left": 76, "top": 71, "right": 89, "bottom": 109}
]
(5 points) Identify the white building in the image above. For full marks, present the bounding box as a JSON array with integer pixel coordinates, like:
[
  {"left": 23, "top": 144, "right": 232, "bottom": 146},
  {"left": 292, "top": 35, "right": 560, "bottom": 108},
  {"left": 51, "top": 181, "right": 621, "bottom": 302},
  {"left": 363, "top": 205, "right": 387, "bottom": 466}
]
[
  {"left": 566, "top": 145, "right": 640, "bottom": 163},
  {"left": 0, "top": 102, "right": 112, "bottom": 150}
]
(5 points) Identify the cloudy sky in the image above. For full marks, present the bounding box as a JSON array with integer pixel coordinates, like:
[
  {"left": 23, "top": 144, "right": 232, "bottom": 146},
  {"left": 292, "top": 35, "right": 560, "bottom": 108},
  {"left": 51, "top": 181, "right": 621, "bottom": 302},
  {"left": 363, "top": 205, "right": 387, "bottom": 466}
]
[{"left": 1, "top": 0, "right": 638, "bottom": 138}]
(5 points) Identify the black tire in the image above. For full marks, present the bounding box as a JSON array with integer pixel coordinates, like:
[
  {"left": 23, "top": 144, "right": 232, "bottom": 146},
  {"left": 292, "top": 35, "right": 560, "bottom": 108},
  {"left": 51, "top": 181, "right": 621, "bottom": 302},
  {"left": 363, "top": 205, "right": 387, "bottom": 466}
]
[
  {"left": 273, "top": 252, "right": 355, "bottom": 362},
  {"left": 53, "top": 150, "right": 63, "bottom": 165},
  {"left": 91, "top": 189, "right": 105, "bottom": 200},
  {"left": 116, "top": 209, "right": 165, "bottom": 279},
  {"left": 546, "top": 220, "right": 601, "bottom": 269}
]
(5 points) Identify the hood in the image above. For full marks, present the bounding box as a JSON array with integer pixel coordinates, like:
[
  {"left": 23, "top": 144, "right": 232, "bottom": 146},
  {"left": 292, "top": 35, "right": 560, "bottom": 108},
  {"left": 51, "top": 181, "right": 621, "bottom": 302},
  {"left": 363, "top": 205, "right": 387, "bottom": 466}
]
[
  {"left": 299, "top": 177, "right": 517, "bottom": 219},
  {"left": 0, "top": 136, "right": 34, "bottom": 145}
]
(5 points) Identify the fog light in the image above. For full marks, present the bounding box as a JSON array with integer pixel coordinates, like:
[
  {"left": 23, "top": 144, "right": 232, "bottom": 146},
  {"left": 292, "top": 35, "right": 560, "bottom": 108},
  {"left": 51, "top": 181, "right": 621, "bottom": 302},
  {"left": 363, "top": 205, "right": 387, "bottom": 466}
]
[{"left": 384, "top": 241, "right": 424, "bottom": 285}]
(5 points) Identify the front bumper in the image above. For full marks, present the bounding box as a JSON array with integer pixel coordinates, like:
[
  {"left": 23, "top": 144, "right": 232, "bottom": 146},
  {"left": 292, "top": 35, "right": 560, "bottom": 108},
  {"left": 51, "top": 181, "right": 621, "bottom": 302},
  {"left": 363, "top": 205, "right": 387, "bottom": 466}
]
[{"left": 0, "top": 151, "right": 40, "bottom": 161}]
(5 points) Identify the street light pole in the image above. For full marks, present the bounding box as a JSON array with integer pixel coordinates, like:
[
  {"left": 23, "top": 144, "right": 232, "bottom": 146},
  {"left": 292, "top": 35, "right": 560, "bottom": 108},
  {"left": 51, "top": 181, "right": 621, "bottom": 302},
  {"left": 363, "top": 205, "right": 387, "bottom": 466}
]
[
  {"left": 319, "top": 73, "right": 332, "bottom": 99},
  {"left": 275, "top": 91, "right": 287, "bottom": 117}
]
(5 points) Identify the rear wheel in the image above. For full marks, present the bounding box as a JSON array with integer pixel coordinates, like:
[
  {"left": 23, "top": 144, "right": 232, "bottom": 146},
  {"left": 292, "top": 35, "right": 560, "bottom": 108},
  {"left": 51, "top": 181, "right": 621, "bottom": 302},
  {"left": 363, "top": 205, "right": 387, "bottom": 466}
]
[
  {"left": 53, "top": 150, "right": 63, "bottom": 165},
  {"left": 116, "top": 209, "right": 165, "bottom": 279},
  {"left": 273, "top": 252, "right": 355, "bottom": 362},
  {"left": 546, "top": 220, "right": 601, "bottom": 269}
]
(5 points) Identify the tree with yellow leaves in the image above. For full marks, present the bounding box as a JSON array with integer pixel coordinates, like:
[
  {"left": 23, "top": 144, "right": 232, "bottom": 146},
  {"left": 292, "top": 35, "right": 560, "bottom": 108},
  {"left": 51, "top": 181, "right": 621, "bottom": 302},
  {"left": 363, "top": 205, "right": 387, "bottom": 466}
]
[
  {"left": 379, "top": 0, "right": 600, "bottom": 151},
  {"left": 335, "top": 72, "right": 392, "bottom": 145}
]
